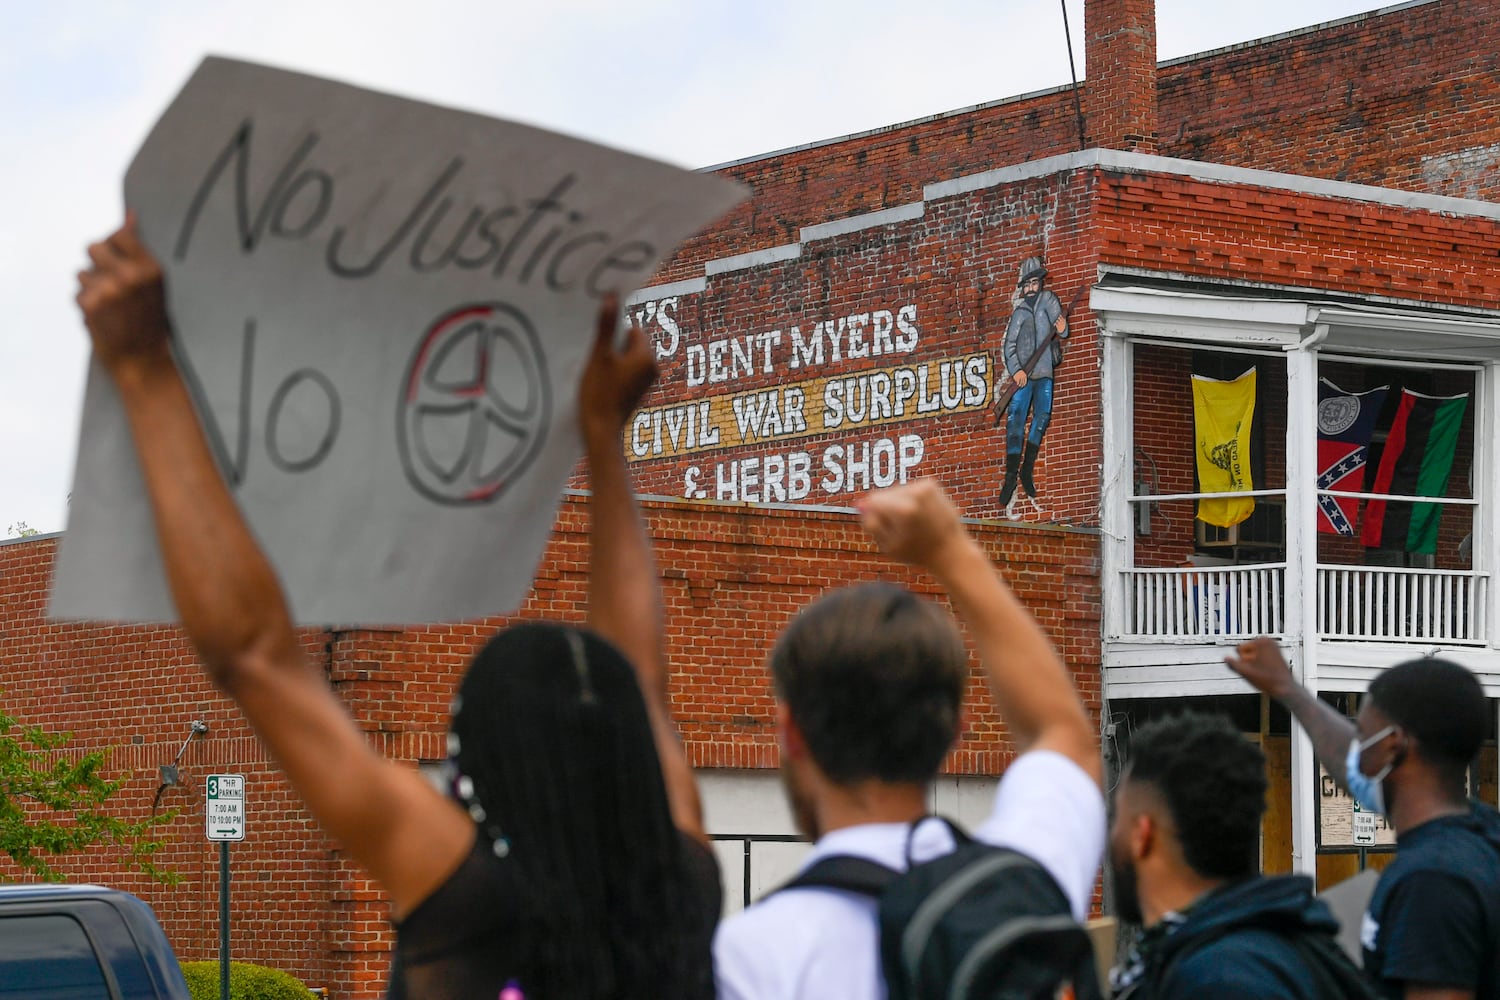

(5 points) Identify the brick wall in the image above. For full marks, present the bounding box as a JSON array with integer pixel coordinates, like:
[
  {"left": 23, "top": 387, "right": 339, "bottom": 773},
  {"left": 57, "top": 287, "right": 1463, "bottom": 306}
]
[
  {"left": 658, "top": 86, "right": 1086, "bottom": 284},
  {"left": 7, "top": 3, "right": 1499, "bottom": 991},
  {"left": 659, "top": 0, "right": 1498, "bottom": 281},
  {"left": 0, "top": 495, "right": 1099, "bottom": 996},
  {"left": 621, "top": 167, "right": 1104, "bottom": 526},
  {"left": 1093, "top": 166, "right": 1500, "bottom": 306},
  {"left": 1100, "top": 163, "right": 1491, "bottom": 574},
  {"left": 1158, "top": 0, "right": 1500, "bottom": 200},
  {"left": 1085, "top": 0, "right": 1159, "bottom": 151},
  {"left": 0, "top": 536, "right": 342, "bottom": 988},
  {"left": 7, "top": 153, "right": 1492, "bottom": 995}
]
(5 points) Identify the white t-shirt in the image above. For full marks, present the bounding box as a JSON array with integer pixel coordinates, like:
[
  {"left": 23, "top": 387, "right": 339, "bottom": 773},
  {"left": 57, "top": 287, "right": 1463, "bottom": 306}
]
[{"left": 713, "top": 750, "right": 1105, "bottom": 1000}]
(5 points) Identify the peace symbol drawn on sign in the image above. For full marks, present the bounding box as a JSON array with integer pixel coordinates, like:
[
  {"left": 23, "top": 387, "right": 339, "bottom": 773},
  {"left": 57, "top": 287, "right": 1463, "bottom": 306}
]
[{"left": 397, "top": 302, "right": 552, "bottom": 505}]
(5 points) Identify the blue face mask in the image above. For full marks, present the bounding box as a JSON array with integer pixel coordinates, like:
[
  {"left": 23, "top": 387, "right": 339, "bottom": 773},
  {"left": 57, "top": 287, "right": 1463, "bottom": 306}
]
[{"left": 1345, "top": 724, "right": 1399, "bottom": 815}]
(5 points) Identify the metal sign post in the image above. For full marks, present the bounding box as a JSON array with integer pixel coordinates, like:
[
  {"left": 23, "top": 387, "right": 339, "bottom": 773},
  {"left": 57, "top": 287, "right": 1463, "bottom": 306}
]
[{"left": 207, "top": 775, "right": 246, "bottom": 1000}]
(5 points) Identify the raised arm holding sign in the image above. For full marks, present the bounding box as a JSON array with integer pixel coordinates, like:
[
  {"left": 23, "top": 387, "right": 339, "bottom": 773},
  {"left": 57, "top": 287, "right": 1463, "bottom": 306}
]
[
  {"left": 53, "top": 56, "right": 745, "bottom": 625},
  {"left": 61, "top": 57, "right": 742, "bottom": 998},
  {"left": 75, "top": 218, "right": 720, "bottom": 998}
]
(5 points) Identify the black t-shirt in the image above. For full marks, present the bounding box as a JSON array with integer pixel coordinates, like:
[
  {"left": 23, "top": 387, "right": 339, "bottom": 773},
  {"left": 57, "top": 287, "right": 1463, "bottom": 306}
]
[
  {"left": 387, "top": 831, "right": 721, "bottom": 1000},
  {"left": 1363, "top": 809, "right": 1500, "bottom": 999}
]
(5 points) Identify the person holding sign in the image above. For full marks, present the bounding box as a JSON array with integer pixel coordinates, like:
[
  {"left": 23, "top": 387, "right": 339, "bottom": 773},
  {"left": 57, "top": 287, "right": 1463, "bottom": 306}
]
[
  {"left": 75, "top": 217, "right": 719, "bottom": 1000},
  {"left": 1227, "top": 637, "right": 1500, "bottom": 1000}
]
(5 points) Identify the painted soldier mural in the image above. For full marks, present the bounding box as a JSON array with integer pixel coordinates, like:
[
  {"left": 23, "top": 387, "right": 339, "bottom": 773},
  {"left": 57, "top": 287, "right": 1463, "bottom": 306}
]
[{"left": 998, "top": 255, "right": 1069, "bottom": 519}]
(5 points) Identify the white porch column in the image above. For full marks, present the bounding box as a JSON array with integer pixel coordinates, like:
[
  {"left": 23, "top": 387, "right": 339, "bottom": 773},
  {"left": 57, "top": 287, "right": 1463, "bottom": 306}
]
[
  {"left": 1099, "top": 321, "right": 1133, "bottom": 641},
  {"left": 1283, "top": 333, "right": 1322, "bottom": 876},
  {"left": 1481, "top": 361, "right": 1499, "bottom": 651}
]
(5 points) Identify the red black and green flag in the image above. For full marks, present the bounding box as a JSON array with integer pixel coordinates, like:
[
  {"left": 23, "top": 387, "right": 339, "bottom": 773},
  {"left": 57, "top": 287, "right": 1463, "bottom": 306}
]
[{"left": 1361, "top": 389, "right": 1469, "bottom": 554}]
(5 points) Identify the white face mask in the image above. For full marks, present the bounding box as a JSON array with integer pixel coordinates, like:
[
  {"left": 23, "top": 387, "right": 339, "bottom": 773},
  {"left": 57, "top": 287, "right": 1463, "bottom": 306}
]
[{"left": 1344, "top": 724, "right": 1399, "bottom": 815}]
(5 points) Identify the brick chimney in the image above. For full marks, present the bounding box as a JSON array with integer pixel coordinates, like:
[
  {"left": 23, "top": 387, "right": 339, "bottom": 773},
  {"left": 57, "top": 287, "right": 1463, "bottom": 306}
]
[{"left": 1084, "top": 0, "right": 1158, "bottom": 152}]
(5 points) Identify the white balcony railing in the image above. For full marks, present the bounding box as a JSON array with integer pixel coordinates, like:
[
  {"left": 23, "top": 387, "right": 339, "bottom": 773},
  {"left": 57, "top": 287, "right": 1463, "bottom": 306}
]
[
  {"left": 1118, "top": 564, "right": 1490, "bottom": 645},
  {"left": 1317, "top": 565, "right": 1489, "bottom": 644},
  {"left": 1121, "top": 564, "right": 1286, "bottom": 640}
]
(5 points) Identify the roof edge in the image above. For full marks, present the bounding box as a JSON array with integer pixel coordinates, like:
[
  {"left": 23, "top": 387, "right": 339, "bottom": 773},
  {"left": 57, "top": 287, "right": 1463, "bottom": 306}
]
[{"left": 927, "top": 147, "right": 1500, "bottom": 223}]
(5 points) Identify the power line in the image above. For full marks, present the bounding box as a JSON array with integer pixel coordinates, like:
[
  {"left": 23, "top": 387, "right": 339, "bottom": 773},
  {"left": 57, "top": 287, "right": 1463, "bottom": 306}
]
[{"left": 1060, "top": 0, "right": 1087, "bottom": 150}]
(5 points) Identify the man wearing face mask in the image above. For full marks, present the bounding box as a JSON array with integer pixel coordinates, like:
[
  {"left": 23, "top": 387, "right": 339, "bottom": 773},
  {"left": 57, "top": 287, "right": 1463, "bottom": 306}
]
[
  {"left": 1227, "top": 637, "right": 1500, "bottom": 1000},
  {"left": 1107, "top": 711, "right": 1372, "bottom": 999}
]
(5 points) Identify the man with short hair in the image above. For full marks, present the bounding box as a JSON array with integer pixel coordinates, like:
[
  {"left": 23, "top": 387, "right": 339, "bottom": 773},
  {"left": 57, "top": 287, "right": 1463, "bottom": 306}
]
[
  {"left": 1109, "top": 711, "right": 1371, "bottom": 999},
  {"left": 713, "top": 478, "right": 1105, "bottom": 1000},
  {"left": 1228, "top": 638, "right": 1500, "bottom": 1000}
]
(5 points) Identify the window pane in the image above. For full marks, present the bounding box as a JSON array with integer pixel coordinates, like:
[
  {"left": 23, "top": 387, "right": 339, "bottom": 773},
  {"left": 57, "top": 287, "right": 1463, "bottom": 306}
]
[{"left": 0, "top": 914, "right": 111, "bottom": 999}]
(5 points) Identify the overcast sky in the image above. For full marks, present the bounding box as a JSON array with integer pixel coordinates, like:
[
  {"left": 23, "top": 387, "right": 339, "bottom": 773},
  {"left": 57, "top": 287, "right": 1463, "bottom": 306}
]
[{"left": 1, "top": 0, "right": 1393, "bottom": 533}]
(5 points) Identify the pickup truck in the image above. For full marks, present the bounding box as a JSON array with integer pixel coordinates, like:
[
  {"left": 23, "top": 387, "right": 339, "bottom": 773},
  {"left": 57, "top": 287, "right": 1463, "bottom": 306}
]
[{"left": 0, "top": 883, "right": 191, "bottom": 999}]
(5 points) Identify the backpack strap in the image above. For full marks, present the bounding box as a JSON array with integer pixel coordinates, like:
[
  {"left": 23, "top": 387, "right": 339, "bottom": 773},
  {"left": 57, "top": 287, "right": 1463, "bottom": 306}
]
[
  {"left": 903, "top": 815, "right": 974, "bottom": 866},
  {"left": 778, "top": 817, "right": 974, "bottom": 897},
  {"left": 778, "top": 855, "right": 900, "bottom": 897},
  {"left": 1282, "top": 931, "right": 1382, "bottom": 1000}
]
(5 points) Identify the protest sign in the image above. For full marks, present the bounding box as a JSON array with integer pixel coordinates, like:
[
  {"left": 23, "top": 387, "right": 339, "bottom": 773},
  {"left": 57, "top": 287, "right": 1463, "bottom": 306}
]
[{"left": 51, "top": 56, "right": 746, "bottom": 624}]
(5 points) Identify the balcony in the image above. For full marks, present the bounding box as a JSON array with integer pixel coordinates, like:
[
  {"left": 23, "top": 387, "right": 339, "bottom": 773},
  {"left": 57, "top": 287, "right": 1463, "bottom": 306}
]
[
  {"left": 1118, "top": 564, "right": 1490, "bottom": 645},
  {"left": 1317, "top": 565, "right": 1488, "bottom": 644},
  {"left": 1120, "top": 564, "right": 1285, "bottom": 641}
]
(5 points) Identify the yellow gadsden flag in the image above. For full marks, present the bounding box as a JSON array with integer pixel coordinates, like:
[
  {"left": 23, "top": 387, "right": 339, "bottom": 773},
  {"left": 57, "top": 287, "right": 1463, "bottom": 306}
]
[{"left": 1191, "top": 368, "right": 1257, "bottom": 528}]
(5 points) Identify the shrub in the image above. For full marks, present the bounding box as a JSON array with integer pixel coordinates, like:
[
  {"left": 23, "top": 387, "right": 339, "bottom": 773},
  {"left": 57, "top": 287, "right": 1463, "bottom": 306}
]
[{"left": 180, "top": 961, "right": 314, "bottom": 1000}]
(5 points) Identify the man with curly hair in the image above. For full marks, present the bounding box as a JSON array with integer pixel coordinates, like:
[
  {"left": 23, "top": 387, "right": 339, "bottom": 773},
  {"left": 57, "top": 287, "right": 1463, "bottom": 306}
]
[{"left": 1109, "top": 711, "right": 1373, "bottom": 999}]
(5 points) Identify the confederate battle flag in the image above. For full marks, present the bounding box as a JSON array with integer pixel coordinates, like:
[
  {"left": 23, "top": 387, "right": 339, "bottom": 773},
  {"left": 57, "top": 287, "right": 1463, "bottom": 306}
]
[{"left": 1316, "top": 379, "right": 1388, "bottom": 535}]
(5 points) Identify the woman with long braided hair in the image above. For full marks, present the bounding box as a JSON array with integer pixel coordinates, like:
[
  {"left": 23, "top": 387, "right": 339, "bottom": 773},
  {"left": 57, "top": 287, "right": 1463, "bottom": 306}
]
[{"left": 76, "top": 216, "right": 720, "bottom": 998}]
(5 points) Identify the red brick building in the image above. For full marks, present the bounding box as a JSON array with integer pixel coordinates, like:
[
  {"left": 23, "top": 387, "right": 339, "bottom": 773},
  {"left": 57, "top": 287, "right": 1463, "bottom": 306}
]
[{"left": 4, "top": 0, "right": 1500, "bottom": 994}]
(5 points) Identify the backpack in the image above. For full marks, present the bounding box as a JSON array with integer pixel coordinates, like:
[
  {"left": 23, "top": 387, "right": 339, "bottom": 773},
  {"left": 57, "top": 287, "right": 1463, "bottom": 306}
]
[
  {"left": 780, "top": 818, "right": 1103, "bottom": 1000},
  {"left": 1152, "top": 915, "right": 1381, "bottom": 1000}
]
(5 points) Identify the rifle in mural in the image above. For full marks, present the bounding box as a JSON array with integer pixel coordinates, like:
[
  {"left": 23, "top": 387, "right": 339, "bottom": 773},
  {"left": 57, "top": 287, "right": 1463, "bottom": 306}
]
[{"left": 991, "top": 282, "right": 1089, "bottom": 427}]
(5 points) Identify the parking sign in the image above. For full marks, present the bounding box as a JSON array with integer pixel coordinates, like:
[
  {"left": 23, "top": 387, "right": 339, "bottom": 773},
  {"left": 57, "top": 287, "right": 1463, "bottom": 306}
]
[{"left": 206, "top": 774, "right": 246, "bottom": 842}]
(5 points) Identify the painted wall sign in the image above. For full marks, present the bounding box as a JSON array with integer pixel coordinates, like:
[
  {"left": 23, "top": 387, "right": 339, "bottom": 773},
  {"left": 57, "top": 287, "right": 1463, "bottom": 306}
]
[
  {"left": 630, "top": 351, "right": 991, "bottom": 460},
  {"left": 621, "top": 229, "right": 1086, "bottom": 522},
  {"left": 51, "top": 56, "right": 745, "bottom": 625},
  {"left": 619, "top": 293, "right": 996, "bottom": 504}
]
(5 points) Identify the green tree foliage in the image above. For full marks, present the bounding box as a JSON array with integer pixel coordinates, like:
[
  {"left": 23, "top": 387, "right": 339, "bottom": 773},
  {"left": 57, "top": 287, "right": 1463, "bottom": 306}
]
[
  {"left": 181, "top": 961, "right": 316, "bottom": 999},
  {"left": 5, "top": 521, "right": 40, "bottom": 538},
  {"left": 0, "top": 700, "right": 177, "bottom": 883}
]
